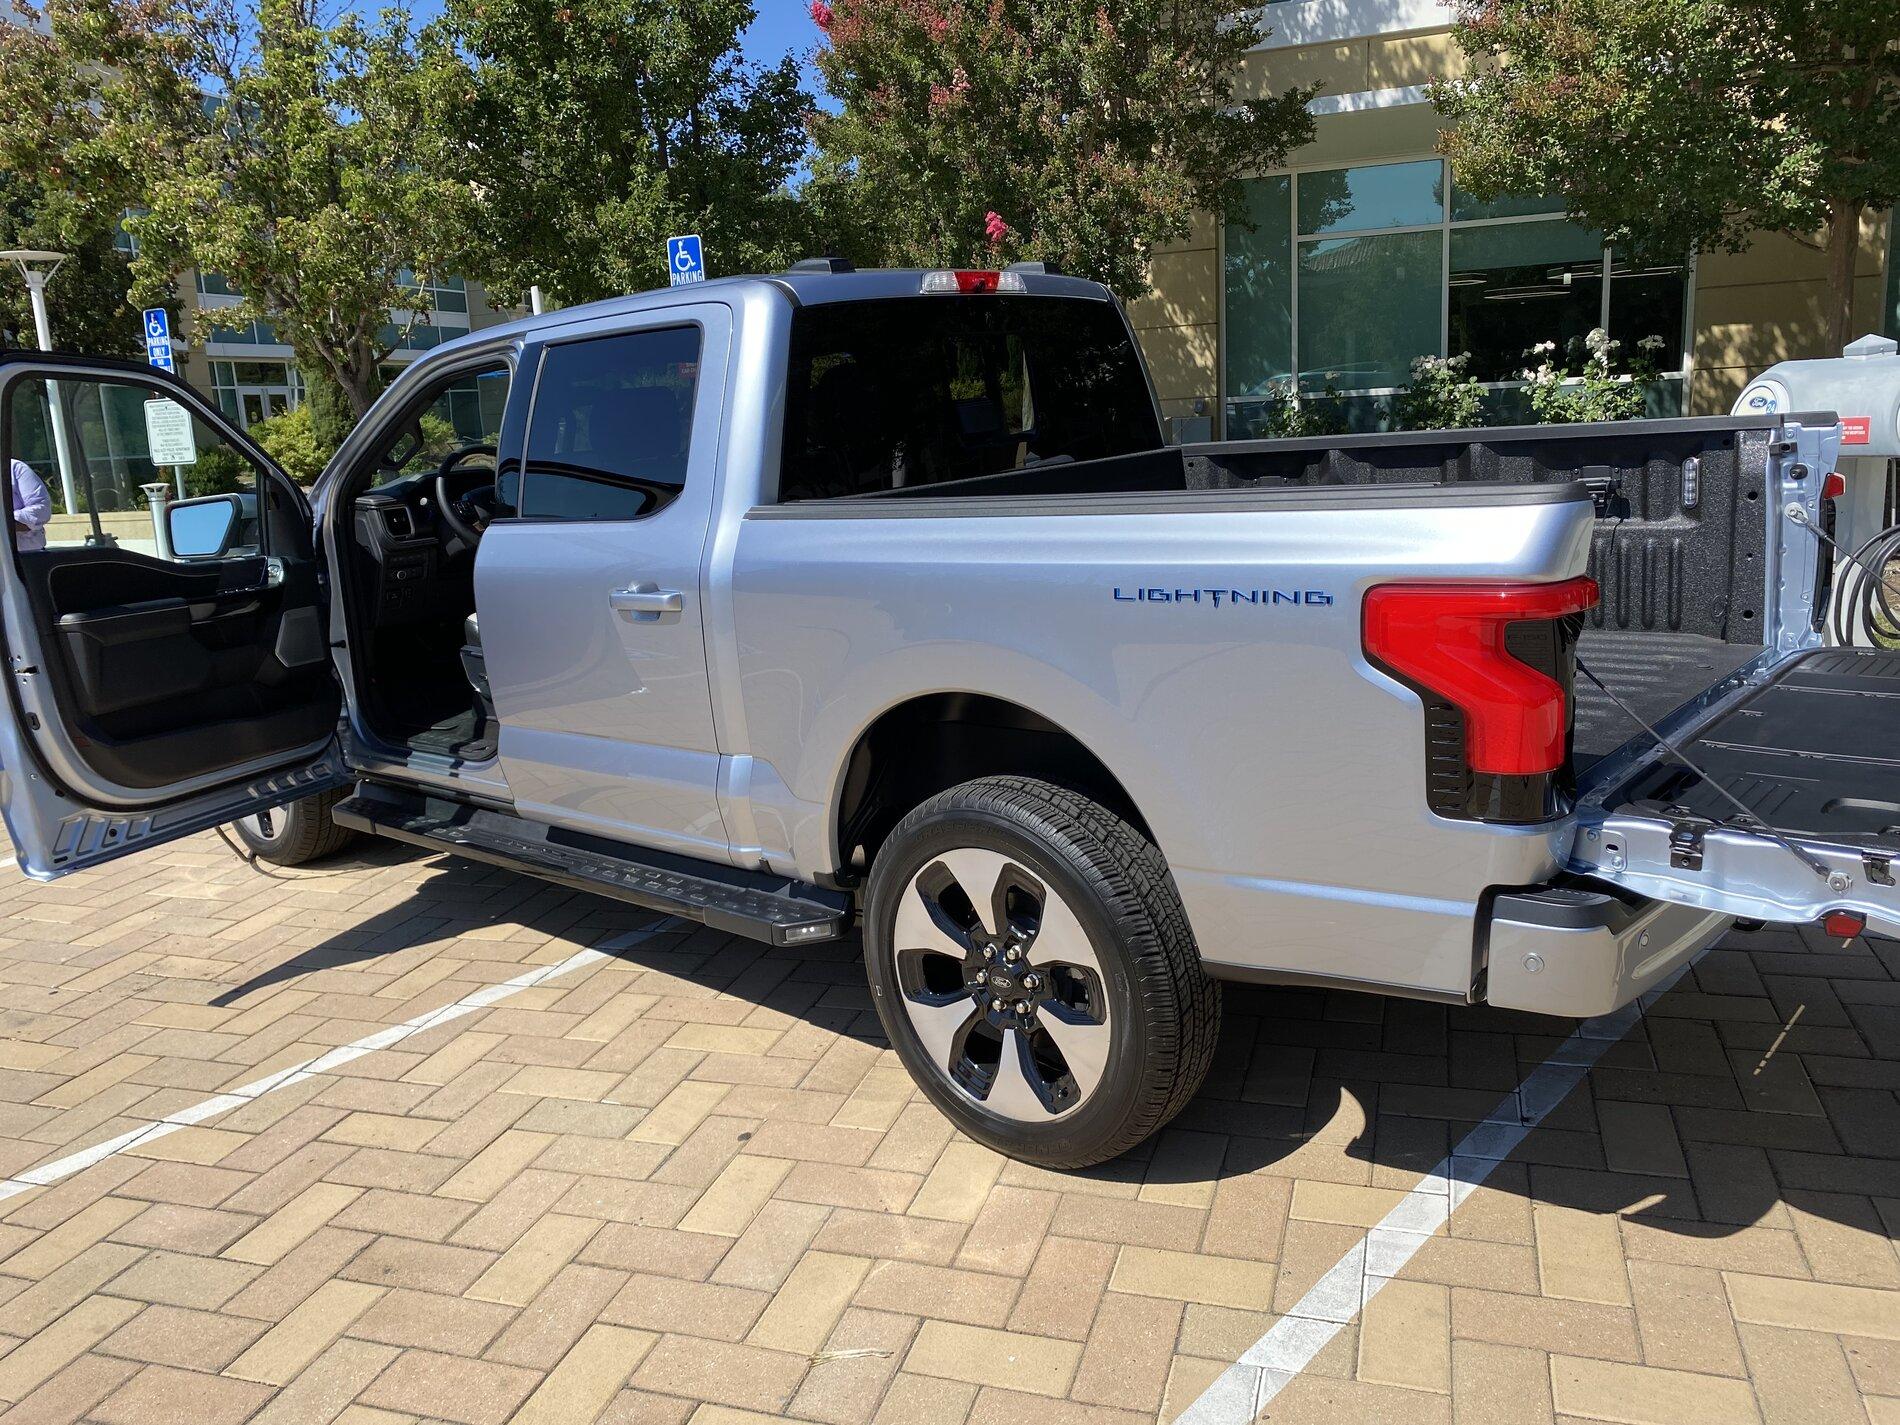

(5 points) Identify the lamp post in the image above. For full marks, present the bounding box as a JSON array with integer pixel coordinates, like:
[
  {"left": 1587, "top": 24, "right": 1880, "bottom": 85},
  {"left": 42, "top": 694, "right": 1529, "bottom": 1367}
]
[{"left": 1, "top": 249, "right": 80, "bottom": 518}]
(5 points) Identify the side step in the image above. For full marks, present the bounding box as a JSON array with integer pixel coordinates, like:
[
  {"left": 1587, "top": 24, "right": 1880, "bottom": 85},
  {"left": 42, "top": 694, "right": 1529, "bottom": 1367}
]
[{"left": 332, "top": 784, "right": 850, "bottom": 947}]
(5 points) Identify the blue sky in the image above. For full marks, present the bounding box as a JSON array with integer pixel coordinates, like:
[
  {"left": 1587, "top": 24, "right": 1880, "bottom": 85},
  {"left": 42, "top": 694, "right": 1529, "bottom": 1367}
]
[{"left": 743, "top": 0, "right": 819, "bottom": 74}]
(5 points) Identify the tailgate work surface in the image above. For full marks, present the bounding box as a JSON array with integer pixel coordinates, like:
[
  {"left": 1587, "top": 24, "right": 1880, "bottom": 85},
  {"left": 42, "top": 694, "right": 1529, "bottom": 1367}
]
[{"left": 1611, "top": 646, "right": 1900, "bottom": 844}]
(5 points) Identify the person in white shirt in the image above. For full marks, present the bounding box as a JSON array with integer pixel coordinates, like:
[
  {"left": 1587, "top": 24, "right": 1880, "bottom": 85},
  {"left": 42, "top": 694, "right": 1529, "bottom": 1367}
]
[{"left": 11, "top": 458, "right": 52, "bottom": 551}]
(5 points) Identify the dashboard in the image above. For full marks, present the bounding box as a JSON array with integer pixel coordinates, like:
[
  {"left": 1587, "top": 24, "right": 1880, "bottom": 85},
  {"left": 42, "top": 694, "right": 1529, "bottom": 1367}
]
[{"left": 350, "top": 468, "right": 486, "bottom": 626}]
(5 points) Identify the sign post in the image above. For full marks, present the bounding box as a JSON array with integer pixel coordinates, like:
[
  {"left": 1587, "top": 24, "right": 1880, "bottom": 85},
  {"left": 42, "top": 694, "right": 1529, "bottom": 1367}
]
[
  {"left": 139, "top": 309, "right": 188, "bottom": 497},
  {"left": 666, "top": 235, "right": 706, "bottom": 288}
]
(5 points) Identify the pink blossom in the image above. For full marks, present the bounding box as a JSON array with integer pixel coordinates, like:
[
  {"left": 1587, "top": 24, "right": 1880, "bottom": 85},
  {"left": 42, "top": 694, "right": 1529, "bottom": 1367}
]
[
  {"left": 984, "top": 211, "right": 1009, "bottom": 245},
  {"left": 809, "top": 1, "right": 832, "bottom": 31}
]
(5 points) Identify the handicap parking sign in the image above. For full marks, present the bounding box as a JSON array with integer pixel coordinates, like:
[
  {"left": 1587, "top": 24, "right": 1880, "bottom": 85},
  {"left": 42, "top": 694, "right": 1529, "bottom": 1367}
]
[
  {"left": 142, "top": 307, "right": 176, "bottom": 373},
  {"left": 667, "top": 234, "right": 705, "bottom": 287}
]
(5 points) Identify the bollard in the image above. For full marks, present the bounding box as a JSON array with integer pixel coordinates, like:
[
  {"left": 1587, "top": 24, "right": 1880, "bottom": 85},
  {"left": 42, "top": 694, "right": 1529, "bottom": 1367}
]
[{"left": 142, "top": 482, "right": 173, "bottom": 560}]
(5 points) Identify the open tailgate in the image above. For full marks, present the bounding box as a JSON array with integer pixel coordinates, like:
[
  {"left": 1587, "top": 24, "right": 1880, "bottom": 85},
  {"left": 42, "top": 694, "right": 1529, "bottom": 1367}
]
[{"left": 1566, "top": 415, "right": 1900, "bottom": 936}]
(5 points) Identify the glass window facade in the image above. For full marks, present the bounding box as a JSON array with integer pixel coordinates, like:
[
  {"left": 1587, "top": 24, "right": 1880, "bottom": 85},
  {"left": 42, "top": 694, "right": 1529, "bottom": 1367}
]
[
  {"left": 210, "top": 360, "right": 305, "bottom": 429},
  {"left": 1887, "top": 208, "right": 1900, "bottom": 342},
  {"left": 1298, "top": 230, "right": 1443, "bottom": 390},
  {"left": 1223, "top": 158, "right": 1691, "bottom": 431}
]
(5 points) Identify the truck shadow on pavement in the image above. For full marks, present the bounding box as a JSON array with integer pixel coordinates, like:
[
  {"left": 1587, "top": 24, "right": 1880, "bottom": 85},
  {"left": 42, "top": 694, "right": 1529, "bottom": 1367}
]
[
  {"left": 210, "top": 844, "right": 888, "bottom": 1051},
  {"left": 216, "top": 844, "right": 1897, "bottom": 1245}
]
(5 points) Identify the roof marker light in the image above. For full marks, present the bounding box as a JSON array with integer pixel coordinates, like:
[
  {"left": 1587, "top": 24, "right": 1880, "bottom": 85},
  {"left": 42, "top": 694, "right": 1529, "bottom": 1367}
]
[{"left": 921, "top": 270, "right": 1027, "bottom": 295}]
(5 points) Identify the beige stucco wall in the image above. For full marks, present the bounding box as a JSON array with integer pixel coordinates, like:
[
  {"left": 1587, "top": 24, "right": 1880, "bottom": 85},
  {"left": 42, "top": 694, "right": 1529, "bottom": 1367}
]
[
  {"left": 1235, "top": 28, "right": 1467, "bottom": 101},
  {"left": 1132, "top": 29, "right": 1897, "bottom": 431},
  {"left": 1687, "top": 209, "right": 1893, "bottom": 414}
]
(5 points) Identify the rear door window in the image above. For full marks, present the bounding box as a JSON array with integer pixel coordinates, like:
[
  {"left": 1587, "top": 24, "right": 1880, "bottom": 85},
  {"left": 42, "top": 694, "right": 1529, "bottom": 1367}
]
[
  {"left": 778, "top": 296, "right": 1161, "bottom": 501},
  {"left": 521, "top": 326, "right": 701, "bottom": 521}
]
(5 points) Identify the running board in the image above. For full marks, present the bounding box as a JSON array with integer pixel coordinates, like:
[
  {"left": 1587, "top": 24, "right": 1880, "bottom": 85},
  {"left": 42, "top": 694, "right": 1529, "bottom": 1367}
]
[{"left": 332, "top": 785, "right": 850, "bottom": 947}]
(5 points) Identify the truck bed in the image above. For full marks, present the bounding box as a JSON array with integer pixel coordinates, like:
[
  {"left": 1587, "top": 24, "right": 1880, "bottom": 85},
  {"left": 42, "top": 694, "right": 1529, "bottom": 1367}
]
[{"left": 843, "top": 414, "right": 1786, "bottom": 776}]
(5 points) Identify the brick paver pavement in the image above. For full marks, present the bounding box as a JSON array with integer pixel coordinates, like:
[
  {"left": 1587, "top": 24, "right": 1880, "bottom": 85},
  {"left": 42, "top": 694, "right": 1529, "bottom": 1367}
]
[{"left": 0, "top": 832, "right": 1893, "bottom": 1424}]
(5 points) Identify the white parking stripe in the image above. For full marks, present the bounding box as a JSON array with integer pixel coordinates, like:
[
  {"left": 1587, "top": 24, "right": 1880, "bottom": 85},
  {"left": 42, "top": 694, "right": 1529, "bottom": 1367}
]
[
  {"left": 1173, "top": 976, "right": 1683, "bottom": 1424},
  {"left": 0, "top": 917, "right": 682, "bottom": 1205}
]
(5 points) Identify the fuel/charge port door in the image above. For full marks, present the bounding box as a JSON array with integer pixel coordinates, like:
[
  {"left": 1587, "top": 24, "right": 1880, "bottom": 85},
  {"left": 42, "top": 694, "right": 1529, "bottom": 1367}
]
[{"left": 1568, "top": 646, "right": 1900, "bottom": 938}]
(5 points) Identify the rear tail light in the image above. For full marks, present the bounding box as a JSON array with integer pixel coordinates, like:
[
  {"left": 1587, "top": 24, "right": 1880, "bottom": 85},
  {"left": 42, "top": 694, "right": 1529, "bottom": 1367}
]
[
  {"left": 1822, "top": 471, "right": 1847, "bottom": 501},
  {"left": 1363, "top": 576, "right": 1600, "bottom": 822},
  {"left": 920, "top": 269, "right": 1028, "bottom": 294}
]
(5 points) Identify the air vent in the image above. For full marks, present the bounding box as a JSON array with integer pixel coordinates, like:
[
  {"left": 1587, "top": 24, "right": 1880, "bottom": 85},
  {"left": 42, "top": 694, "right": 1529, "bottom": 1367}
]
[{"left": 383, "top": 507, "right": 414, "bottom": 539}]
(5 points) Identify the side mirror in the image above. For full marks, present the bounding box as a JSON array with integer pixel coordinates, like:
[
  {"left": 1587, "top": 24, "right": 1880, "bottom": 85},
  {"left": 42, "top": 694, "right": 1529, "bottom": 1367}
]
[{"left": 166, "top": 494, "right": 240, "bottom": 559}]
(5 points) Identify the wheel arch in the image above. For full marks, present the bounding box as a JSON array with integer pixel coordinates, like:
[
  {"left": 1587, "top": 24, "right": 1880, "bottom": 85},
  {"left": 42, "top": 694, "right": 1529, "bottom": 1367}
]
[{"left": 831, "top": 692, "right": 1155, "bottom": 876}]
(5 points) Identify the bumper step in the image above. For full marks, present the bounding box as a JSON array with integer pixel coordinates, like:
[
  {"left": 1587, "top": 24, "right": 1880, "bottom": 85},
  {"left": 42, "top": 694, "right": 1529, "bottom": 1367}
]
[{"left": 332, "top": 786, "right": 849, "bottom": 947}]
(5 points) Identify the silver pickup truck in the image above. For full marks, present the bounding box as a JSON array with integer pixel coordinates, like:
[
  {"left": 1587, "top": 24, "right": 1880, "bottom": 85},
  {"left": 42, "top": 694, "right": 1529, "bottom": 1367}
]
[{"left": 1, "top": 265, "right": 1888, "bottom": 1166}]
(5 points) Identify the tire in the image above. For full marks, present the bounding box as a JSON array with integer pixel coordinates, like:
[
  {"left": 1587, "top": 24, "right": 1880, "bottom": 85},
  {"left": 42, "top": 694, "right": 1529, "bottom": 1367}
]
[
  {"left": 863, "top": 775, "right": 1220, "bottom": 1168},
  {"left": 228, "top": 786, "right": 359, "bottom": 867}
]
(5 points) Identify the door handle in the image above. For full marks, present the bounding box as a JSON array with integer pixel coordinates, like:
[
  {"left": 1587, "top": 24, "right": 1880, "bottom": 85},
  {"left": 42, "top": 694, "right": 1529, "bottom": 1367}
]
[{"left": 609, "top": 585, "right": 683, "bottom": 617}]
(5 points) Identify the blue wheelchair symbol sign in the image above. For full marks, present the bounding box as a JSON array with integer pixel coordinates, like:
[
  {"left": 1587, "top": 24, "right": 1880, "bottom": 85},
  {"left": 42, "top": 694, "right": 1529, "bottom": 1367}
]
[
  {"left": 667, "top": 235, "right": 705, "bottom": 287},
  {"left": 142, "top": 308, "right": 175, "bottom": 372}
]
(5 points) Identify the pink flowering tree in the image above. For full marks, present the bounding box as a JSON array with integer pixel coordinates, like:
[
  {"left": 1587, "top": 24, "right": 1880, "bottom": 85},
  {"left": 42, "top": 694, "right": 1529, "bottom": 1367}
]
[{"left": 807, "top": 0, "right": 1314, "bottom": 298}]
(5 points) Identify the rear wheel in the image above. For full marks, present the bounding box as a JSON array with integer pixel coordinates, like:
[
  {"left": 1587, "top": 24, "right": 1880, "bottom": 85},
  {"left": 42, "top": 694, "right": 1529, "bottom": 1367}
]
[
  {"left": 229, "top": 786, "right": 358, "bottom": 866},
  {"left": 863, "top": 776, "right": 1219, "bottom": 1168}
]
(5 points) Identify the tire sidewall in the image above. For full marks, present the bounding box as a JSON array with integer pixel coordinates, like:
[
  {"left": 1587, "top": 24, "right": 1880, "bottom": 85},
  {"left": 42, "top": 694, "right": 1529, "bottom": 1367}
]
[
  {"left": 231, "top": 804, "right": 299, "bottom": 855},
  {"left": 864, "top": 797, "right": 1158, "bottom": 1165}
]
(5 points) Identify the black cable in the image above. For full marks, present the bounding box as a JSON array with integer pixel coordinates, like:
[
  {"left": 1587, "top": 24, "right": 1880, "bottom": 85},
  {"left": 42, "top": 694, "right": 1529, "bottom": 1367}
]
[{"left": 1822, "top": 520, "right": 1900, "bottom": 648}]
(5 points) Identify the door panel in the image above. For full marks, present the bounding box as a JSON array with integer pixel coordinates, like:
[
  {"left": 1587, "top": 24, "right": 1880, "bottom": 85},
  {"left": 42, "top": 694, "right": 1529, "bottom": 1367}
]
[
  {"left": 0, "top": 355, "right": 343, "bottom": 877},
  {"left": 477, "top": 306, "right": 733, "bottom": 861}
]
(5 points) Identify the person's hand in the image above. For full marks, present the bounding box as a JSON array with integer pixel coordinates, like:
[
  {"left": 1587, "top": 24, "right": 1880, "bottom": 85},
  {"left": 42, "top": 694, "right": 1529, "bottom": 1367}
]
[{"left": 11, "top": 520, "right": 26, "bottom": 534}]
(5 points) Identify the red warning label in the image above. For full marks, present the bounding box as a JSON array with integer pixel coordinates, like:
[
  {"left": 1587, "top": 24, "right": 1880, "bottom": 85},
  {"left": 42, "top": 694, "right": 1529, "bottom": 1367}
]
[{"left": 1842, "top": 415, "right": 1871, "bottom": 445}]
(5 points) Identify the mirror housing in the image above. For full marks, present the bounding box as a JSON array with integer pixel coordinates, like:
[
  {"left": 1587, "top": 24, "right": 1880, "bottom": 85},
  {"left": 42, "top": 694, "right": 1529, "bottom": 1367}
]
[{"left": 166, "top": 494, "right": 241, "bottom": 560}]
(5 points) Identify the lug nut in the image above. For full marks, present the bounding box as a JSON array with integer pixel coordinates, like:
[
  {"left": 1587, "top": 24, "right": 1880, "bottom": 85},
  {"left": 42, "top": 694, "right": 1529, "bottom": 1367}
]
[
  {"left": 990, "top": 997, "right": 1005, "bottom": 1012},
  {"left": 1014, "top": 1000, "right": 1031, "bottom": 1015},
  {"left": 1021, "top": 973, "right": 1039, "bottom": 990},
  {"left": 1004, "top": 946, "right": 1022, "bottom": 963},
  {"left": 981, "top": 946, "right": 995, "bottom": 961}
]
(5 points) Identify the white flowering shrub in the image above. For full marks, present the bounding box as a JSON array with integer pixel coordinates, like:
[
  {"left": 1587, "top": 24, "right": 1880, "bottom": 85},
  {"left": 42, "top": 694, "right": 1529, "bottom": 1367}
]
[
  {"left": 1521, "top": 328, "right": 1664, "bottom": 424},
  {"left": 1395, "top": 353, "right": 1486, "bottom": 431}
]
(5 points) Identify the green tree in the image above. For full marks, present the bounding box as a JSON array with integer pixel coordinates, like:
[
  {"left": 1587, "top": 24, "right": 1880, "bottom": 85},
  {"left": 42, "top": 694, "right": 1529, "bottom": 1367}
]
[
  {"left": 809, "top": 0, "right": 1316, "bottom": 299},
  {"left": 445, "top": 0, "right": 813, "bottom": 306},
  {"left": 0, "top": 176, "right": 143, "bottom": 357},
  {"left": 0, "top": 0, "right": 471, "bottom": 417},
  {"left": 1435, "top": 0, "right": 1900, "bottom": 354},
  {"left": 245, "top": 402, "right": 324, "bottom": 483}
]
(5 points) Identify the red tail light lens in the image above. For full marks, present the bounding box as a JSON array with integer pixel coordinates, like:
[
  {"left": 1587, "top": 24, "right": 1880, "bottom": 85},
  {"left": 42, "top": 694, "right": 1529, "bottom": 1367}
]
[
  {"left": 1821, "top": 909, "right": 1865, "bottom": 939},
  {"left": 919, "top": 269, "right": 1028, "bottom": 294},
  {"left": 1822, "top": 472, "right": 1847, "bottom": 501},
  {"left": 1363, "top": 577, "right": 1600, "bottom": 776}
]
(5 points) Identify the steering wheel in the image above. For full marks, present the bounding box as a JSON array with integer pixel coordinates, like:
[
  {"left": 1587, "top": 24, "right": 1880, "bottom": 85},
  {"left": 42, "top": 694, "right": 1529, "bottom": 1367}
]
[{"left": 433, "top": 444, "right": 499, "bottom": 546}]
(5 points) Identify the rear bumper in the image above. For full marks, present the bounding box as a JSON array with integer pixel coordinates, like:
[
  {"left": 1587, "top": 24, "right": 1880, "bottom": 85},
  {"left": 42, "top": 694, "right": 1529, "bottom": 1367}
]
[{"left": 1483, "top": 884, "right": 1729, "bottom": 1018}]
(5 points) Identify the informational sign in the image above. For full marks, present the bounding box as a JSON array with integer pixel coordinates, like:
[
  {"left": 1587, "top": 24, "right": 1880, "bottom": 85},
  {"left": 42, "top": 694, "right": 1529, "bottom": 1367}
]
[
  {"left": 667, "top": 234, "right": 705, "bottom": 287},
  {"left": 142, "top": 398, "right": 198, "bottom": 466},
  {"left": 142, "top": 307, "right": 176, "bottom": 373},
  {"left": 1842, "top": 415, "right": 1871, "bottom": 446}
]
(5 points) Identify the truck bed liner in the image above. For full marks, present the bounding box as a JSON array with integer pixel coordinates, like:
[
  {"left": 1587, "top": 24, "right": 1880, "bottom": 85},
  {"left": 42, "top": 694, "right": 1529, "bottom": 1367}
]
[{"left": 1573, "top": 630, "right": 1766, "bottom": 769}]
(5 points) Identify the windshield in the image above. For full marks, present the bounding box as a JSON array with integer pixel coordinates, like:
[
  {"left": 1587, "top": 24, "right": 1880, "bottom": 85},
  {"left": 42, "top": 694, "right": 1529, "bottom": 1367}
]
[{"left": 778, "top": 295, "right": 1161, "bottom": 501}]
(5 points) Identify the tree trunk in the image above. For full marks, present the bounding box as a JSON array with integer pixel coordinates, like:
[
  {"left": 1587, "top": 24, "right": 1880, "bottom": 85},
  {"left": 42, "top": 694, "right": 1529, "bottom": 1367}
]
[
  {"left": 333, "top": 345, "right": 381, "bottom": 420},
  {"left": 1822, "top": 199, "right": 1863, "bottom": 355}
]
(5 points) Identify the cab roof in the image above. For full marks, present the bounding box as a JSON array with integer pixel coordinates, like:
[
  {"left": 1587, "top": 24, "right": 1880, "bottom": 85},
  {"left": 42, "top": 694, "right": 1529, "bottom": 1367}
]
[{"left": 446, "top": 265, "right": 1118, "bottom": 354}]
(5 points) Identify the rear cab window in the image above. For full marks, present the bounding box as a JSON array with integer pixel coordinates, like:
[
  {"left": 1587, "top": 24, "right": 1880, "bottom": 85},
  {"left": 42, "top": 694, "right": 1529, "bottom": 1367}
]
[{"left": 778, "top": 296, "right": 1162, "bottom": 502}]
